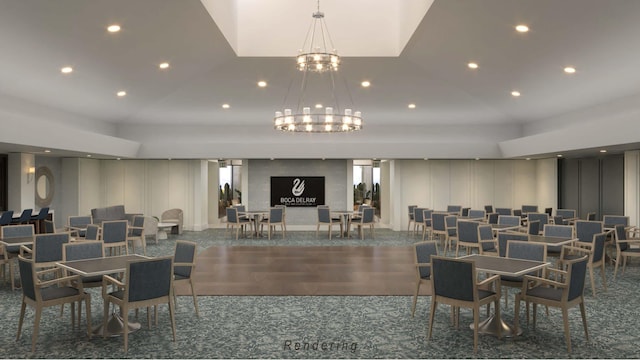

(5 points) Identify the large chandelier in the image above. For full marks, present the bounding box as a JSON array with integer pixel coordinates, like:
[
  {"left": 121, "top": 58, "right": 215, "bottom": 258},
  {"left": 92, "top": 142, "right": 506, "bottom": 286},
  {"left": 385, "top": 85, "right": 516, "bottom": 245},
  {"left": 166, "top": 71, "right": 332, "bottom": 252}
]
[{"left": 274, "top": 1, "right": 363, "bottom": 133}]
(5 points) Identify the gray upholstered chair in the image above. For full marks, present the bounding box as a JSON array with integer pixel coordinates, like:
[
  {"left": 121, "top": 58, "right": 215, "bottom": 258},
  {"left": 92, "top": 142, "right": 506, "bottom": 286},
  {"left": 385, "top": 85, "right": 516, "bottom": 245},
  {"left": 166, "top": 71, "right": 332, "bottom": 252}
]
[
  {"left": 61, "top": 241, "right": 105, "bottom": 325},
  {"left": 586, "top": 212, "right": 596, "bottom": 221},
  {"left": 446, "top": 205, "right": 462, "bottom": 215},
  {"left": 17, "top": 255, "right": 92, "bottom": 352},
  {"left": 574, "top": 220, "right": 603, "bottom": 244},
  {"left": 11, "top": 209, "right": 33, "bottom": 225},
  {"left": 484, "top": 205, "right": 494, "bottom": 214},
  {"left": 412, "top": 207, "right": 427, "bottom": 237},
  {"left": 85, "top": 224, "right": 101, "bottom": 240},
  {"left": 173, "top": 240, "right": 199, "bottom": 316},
  {"left": 274, "top": 204, "right": 287, "bottom": 237},
  {"left": 495, "top": 208, "right": 512, "bottom": 216},
  {"left": 316, "top": 207, "right": 341, "bottom": 239},
  {"left": 430, "top": 213, "right": 448, "bottom": 248},
  {"left": 543, "top": 224, "right": 574, "bottom": 255},
  {"left": 412, "top": 241, "right": 438, "bottom": 317},
  {"left": 556, "top": 209, "right": 577, "bottom": 221},
  {"left": 521, "top": 205, "right": 539, "bottom": 214},
  {"left": 487, "top": 213, "right": 499, "bottom": 224},
  {"left": 259, "top": 207, "right": 285, "bottom": 240},
  {"left": 351, "top": 207, "right": 375, "bottom": 240},
  {"left": 602, "top": 215, "right": 629, "bottom": 229},
  {"left": 527, "top": 213, "right": 549, "bottom": 229},
  {"left": 43, "top": 220, "right": 56, "bottom": 234},
  {"left": 527, "top": 220, "right": 541, "bottom": 235},
  {"left": 407, "top": 205, "right": 418, "bottom": 233},
  {"left": 127, "top": 216, "right": 146, "bottom": 255},
  {"left": 421, "top": 209, "right": 433, "bottom": 241},
  {"left": 20, "top": 232, "right": 70, "bottom": 270},
  {"left": 101, "top": 256, "right": 176, "bottom": 353},
  {"left": 455, "top": 220, "right": 481, "bottom": 257},
  {"left": 227, "top": 207, "right": 251, "bottom": 240},
  {"left": 161, "top": 208, "right": 183, "bottom": 235},
  {"left": 478, "top": 224, "right": 498, "bottom": 256},
  {"left": 67, "top": 216, "right": 92, "bottom": 238},
  {"left": 613, "top": 224, "right": 640, "bottom": 278},
  {"left": 2, "top": 224, "right": 34, "bottom": 290},
  {"left": 498, "top": 215, "right": 520, "bottom": 227},
  {"left": 468, "top": 209, "right": 486, "bottom": 219},
  {"left": 514, "top": 255, "right": 589, "bottom": 353},
  {"left": 444, "top": 215, "right": 458, "bottom": 254},
  {"left": 501, "top": 241, "right": 546, "bottom": 308},
  {"left": 497, "top": 231, "right": 529, "bottom": 258},
  {"left": 428, "top": 256, "right": 502, "bottom": 355},
  {"left": 102, "top": 220, "right": 129, "bottom": 256},
  {"left": 554, "top": 216, "right": 567, "bottom": 226},
  {"left": 560, "top": 232, "right": 607, "bottom": 296},
  {"left": 461, "top": 207, "right": 470, "bottom": 217}
]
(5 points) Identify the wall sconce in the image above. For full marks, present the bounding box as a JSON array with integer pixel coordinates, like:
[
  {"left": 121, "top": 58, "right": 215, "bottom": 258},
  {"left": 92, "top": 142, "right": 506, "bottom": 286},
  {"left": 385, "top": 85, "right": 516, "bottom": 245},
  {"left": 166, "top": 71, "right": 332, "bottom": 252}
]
[{"left": 27, "top": 166, "right": 35, "bottom": 183}]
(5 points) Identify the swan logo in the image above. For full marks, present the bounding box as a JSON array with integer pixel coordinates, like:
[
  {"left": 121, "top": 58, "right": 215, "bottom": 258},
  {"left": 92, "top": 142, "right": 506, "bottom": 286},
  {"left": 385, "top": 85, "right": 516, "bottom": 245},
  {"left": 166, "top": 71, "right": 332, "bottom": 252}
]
[{"left": 292, "top": 178, "right": 305, "bottom": 196}]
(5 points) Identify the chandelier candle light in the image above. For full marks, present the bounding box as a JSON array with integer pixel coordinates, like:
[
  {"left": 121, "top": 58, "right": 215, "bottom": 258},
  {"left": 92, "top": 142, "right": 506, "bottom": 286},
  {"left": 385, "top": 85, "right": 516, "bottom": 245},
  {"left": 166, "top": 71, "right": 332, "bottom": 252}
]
[{"left": 274, "top": 1, "right": 363, "bottom": 133}]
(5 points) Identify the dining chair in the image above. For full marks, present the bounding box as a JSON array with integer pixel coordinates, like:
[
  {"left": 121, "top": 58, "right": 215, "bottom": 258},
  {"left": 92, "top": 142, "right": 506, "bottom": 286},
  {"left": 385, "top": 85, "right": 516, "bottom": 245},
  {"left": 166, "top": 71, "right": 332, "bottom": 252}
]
[
  {"left": 430, "top": 213, "right": 448, "bottom": 248},
  {"left": 126, "top": 216, "right": 146, "bottom": 255},
  {"left": 407, "top": 205, "right": 418, "bottom": 233},
  {"left": 259, "top": 207, "right": 285, "bottom": 240},
  {"left": 497, "top": 215, "right": 520, "bottom": 227},
  {"left": 487, "top": 213, "right": 499, "bottom": 224},
  {"left": 484, "top": 205, "right": 494, "bottom": 214},
  {"left": 29, "top": 207, "right": 49, "bottom": 233},
  {"left": 173, "top": 240, "right": 199, "bottom": 316},
  {"left": 428, "top": 256, "right": 502, "bottom": 355},
  {"left": 67, "top": 215, "right": 93, "bottom": 238},
  {"left": 102, "top": 220, "right": 129, "bottom": 256},
  {"left": 455, "top": 220, "right": 481, "bottom": 257},
  {"left": 412, "top": 207, "right": 427, "bottom": 237},
  {"left": 501, "top": 241, "right": 546, "bottom": 308},
  {"left": 527, "top": 220, "right": 541, "bottom": 235},
  {"left": 527, "top": 213, "right": 549, "bottom": 229},
  {"left": 411, "top": 241, "right": 438, "bottom": 318},
  {"left": 514, "top": 255, "right": 589, "bottom": 353},
  {"left": 274, "top": 204, "right": 287, "bottom": 237},
  {"left": 446, "top": 205, "right": 462, "bottom": 215},
  {"left": 496, "top": 231, "right": 529, "bottom": 258},
  {"left": 102, "top": 256, "right": 176, "bottom": 353},
  {"left": 612, "top": 224, "right": 640, "bottom": 278},
  {"left": 444, "top": 215, "right": 458, "bottom": 255},
  {"left": 521, "top": 205, "right": 539, "bottom": 214},
  {"left": 560, "top": 233, "right": 607, "bottom": 296},
  {"left": 61, "top": 241, "right": 105, "bottom": 326},
  {"left": 478, "top": 224, "right": 498, "bottom": 256},
  {"left": 351, "top": 207, "right": 375, "bottom": 240},
  {"left": 468, "top": 209, "right": 485, "bottom": 219},
  {"left": 226, "top": 207, "right": 252, "bottom": 240},
  {"left": 421, "top": 209, "right": 433, "bottom": 241},
  {"left": 543, "top": 224, "right": 574, "bottom": 255},
  {"left": 17, "top": 255, "right": 92, "bottom": 352},
  {"left": 316, "top": 207, "right": 342, "bottom": 239},
  {"left": 11, "top": 209, "right": 33, "bottom": 225},
  {"left": 85, "top": 224, "right": 101, "bottom": 240},
  {"left": 43, "top": 220, "right": 56, "bottom": 234},
  {"left": 495, "top": 208, "right": 512, "bottom": 216},
  {"left": 2, "top": 224, "right": 34, "bottom": 290},
  {"left": 20, "top": 232, "right": 70, "bottom": 271}
]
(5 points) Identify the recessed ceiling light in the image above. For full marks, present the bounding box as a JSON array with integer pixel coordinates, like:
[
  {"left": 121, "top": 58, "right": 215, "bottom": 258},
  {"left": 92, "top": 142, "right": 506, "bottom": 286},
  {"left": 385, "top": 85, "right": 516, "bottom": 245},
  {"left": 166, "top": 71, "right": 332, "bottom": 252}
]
[
  {"left": 475, "top": 158, "right": 480, "bottom": 161},
  {"left": 515, "top": 24, "right": 529, "bottom": 33},
  {"left": 600, "top": 149, "right": 607, "bottom": 153},
  {"left": 107, "top": 24, "right": 121, "bottom": 33},
  {"left": 315, "top": 103, "right": 323, "bottom": 109},
  {"left": 424, "top": 158, "right": 429, "bottom": 161},
  {"left": 222, "top": 104, "right": 230, "bottom": 109},
  {"left": 526, "top": 158, "right": 531, "bottom": 160},
  {"left": 116, "top": 90, "right": 127, "bottom": 97},
  {"left": 511, "top": 91, "right": 521, "bottom": 97},
  {"left": 564, "top": 66, "right": 576, "bottom": 74},
  {"left": 408, "top": 103, "right": 416, "bottom": 109},
  {"left": 159, "top": 62, "right": 170, "bottom": 69},
  {"left": 557, "top": 154, "right": 563, "bottom": 157},
  {"left": 44, "top": 149, "right": 51, "bottom": 153},
  {"left": 116, "top": 158, "right": 121, "bottom": 160},
  {"left": 86, "top": 154, "right": 92, "bottom": 158},
  {"left": 361, "top": 81, "right": 371, "bottom": 87},
  {"left": 61, "top": 66, "right": 73, "bottom": 74},
  {"left": 257, "top": 81, "right": 267, "bottom": 87},
  {"left": 468, "top": 62, "right": 479, "bottom": 69}
]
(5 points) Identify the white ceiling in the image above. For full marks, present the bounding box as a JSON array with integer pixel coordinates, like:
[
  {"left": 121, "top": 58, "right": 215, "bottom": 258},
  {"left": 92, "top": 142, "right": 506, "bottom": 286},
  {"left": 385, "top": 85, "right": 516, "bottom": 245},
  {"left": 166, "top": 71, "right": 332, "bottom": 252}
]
[{"left": 1, "top": 0, "right": 640, "bottom": 160}]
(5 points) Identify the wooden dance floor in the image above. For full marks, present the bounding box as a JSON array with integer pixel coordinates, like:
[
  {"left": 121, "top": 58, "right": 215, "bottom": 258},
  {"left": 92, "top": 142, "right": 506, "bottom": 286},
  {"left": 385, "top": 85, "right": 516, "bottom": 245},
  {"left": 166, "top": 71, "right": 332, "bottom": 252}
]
[{"left": 179, "top": 246, "right": 430, "bottom": 296}]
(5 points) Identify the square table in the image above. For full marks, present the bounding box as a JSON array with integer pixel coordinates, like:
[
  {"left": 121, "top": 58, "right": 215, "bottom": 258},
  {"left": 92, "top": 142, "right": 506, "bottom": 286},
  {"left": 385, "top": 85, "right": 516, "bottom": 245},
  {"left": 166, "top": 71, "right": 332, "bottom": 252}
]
[
  {"left": 57, "top": 254, "right": 149, "bottom": 336},
  {"left": 528, "top": 235, "right": 577, "bottom": 247},
  {"left": 461, "top": 254, "right": 550, "bottom": 337}
]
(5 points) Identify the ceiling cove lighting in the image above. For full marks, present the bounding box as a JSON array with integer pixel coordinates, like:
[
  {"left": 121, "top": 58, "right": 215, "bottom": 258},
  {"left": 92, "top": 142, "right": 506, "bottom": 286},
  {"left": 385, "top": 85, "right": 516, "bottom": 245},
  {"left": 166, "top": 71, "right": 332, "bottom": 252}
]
[{"left": 274, "top": 0, "right": 362, "bottom": 133}]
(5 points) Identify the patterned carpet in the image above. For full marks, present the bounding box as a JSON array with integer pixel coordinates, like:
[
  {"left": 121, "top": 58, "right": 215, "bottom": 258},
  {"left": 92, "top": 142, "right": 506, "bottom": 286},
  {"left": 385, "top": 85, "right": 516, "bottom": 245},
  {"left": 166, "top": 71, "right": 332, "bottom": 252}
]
[{"left": 1, "top": 228, "right": 639, "bottom": 358}]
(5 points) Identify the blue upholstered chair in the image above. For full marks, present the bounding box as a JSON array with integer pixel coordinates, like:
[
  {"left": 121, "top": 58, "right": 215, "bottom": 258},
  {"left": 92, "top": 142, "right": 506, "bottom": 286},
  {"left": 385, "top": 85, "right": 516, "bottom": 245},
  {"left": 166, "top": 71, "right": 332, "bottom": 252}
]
[
  {"left": 514, "top": 255, "right": 589, "bottom": 353},
  {"left": 484, "top": 205, "right": 494, "bottom": 214},
  {"left": 428, "top": 256, "right": 502, "bottom": 355},
  {"left": 574, "top": 220, "right": 603, "bottom": 244},
  {"left": 101, "top": 256, "right": 176, "bottom": 353},
  {"left": 501, "top": 241, "right": 546, "bottom": 308},
  {"left": 227, "top": 207, "right": 252, "bottom": 240},
  {"left": 67, "top": 215, "right": 92, "bottom": 238},
  {"left": 444, "top": 215, "right": 458, "bottom": 254},
  {"left": 487, "top": 213, "right": 499, "bottom": 224},
  {"left": 412, "top": 207, "right": 427, "bottom": 237},
  {"left": 527, "top": 213, "right": 549, "bottom": 229},
  {"left": 613, "top": 225, "right": 640, "bottom": 278},
  {"left": 561, "top": 232, "right": 607, "bottom": 296},
  {"left": 43, "top": 220, "right": 56, "bottom": 234},
  {"left": 556, "top": 209, "right": 577, "bottom": 221},
  {"left": 351, "top": 207, "right": 375, "bottom": 240},
  {"left": 29, "top": 207, "right": 49, "bottom": 233},
  {"left": 11, "top": 209, "right": 33, "bottom": 225},
  {"left": 461, "top": 207, "right": 470, "bottom": 217},
  {"left": 407, "top": 205, "right": 417, "bottom": 233},
  {"left": 316, "top": 207, "right": 341, "bottom": 240},
  {"left": 602, "top": 215, "right": 629, "bottom": 229},
  {"left": 21, "top": 232, "right": 70, "bottom": 270},
  {"left": 17, "top": 255, "right": 92, "bottom": 352},
  {"left": 456, "top": 220, "right": 481, "bottom": 257},
  {"left": 2, "top": 224, "right": 34, "bottom": 290},
  {"left": 430, "top": 213, "right": 448, "bottom": 247},
  {"left": 0, "top": 210, "right": 14, "bottom": 227},
  {"left": 543, "top": 224, "right": 574, "bottom": 255},
  {"left": 478, "top": 225, "right": 498, "bottom": 256},
  {"left": 468, "top": 209, "right": 486, "bottom": 219},
  {"left": 421, "top": 209, "right": 433, "bottom": 241},
  {"left": 528, "top": 220, "right": 541, "bottom": 235},
  {"left": 447, "top": 205, "right": 462, "bottom": 215},
  {"left": 412, "top": 241, "right": 438, "bottom": 317},
  {"left": 554, "top": 216, "right": 567, "bottom": 226},
  {"left": 61, "top": 241, "right": 105, "bottom": 325},
  {"left": 102, "top": 220, "right": 128, "bottom": 256},
  {"left": 521, "top": 205, "right": 539, "bottom": 214},
  {"left": 495, "top": 208, "right": 512, "bottom": 216},
  {"left": 173, "top": 240, "right": 199, "bottom": 316},
  {"left": 498, "top": 215, "right": 520, "bottom": 227},
  {"left": 497, "top": 231, "right": 529, "bottom": 258},
  {"left": 259, "top": 207, "right": 285, "bottom": 240},
  {"left": 85, "top": 224, "right": 101, "bottom": 240},
  {"left": 127, "top": 216, "right": 146, "bottom": 255}
]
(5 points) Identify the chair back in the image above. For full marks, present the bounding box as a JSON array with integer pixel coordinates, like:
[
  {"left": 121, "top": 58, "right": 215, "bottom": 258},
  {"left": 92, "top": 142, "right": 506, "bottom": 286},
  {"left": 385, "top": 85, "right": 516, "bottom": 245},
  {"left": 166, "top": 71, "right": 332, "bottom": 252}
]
[
  {"left": 447, "top": 205, "right": 462, "bottom": 214},
  {"left": 423, "top": 209, "right": 433, "bottom": 225},
  {"left": 495, "top": 208, "right": 512, "bottom": 216},
  {"left": 130, "top": 216, "right": 145, "bottom": 236},
  {"left": 457, "top": 220, "right": 479, "bottom": 244},
  {"left": 102, "top": 220, "right": 128, "bottom": 244},
  {"left": 68, "top": 216, "right": 92, "bottom": 235},
  {"left": 43, "top": 220, "right": 55, "bottom": 233},
  {"left": 85, "top": 224, "right": 101, "bottom": 240},
  {"left": 16, "top": 209, "right": 33, "bottom": 223},
  {"left": 497, "top": 232, "right": 528, "bottom": 257},
  {"left": 586, "top": 212, "right": 596, "bottom": 221},
  {"left": 431, "top": 256, "right": 476, "bottom": 301},
  {"left": 484, "top": 205, "right": 494, "bottom": 214},
  {"left": 63, "top": 241, "right": 104, "bottom": 261},
  {"left": 0, "top": 210, "right": 14, "bottom": 225},
  {"left": 478, "top": 225, "right": 495, "bottom": 252},
  {"left": 614, "top": 224, "right": 629, "bottom": 251},
  {"left": 553, "top": 216, "right": 566, "bottom": 226},
  {"left": 543, "top": 224, "right": 573, "bottom": 238},
  {"left": 18, "top": 256, "right": 38, "bottom": 301},
  {"left": 317, "top": 207, "right": 331, "bottom": 224},
  {"left": 591, "top": 232, "right": 607, "bottom": 264},
  {"left": 527, "top": 213, "right": 549, "bottom": 227},
  {"left": 468, "top": 210, "right": 485, "bottom": 219},
  {"left": 414, "top": 241, "right": 438, "bottom": 279},
  {"left": 234, "top": 205, "right": 246, "bottom": 213},
  {"left": 487, "top": 213, "right": 499, "bottom": 224},
  {"left": 565, "top": 255, "right": 589, "bottom": 301},
  {"left": 408, "top": 205, "right": 417, "bottom": 220},
  {"left": 126, "top": 257, "right": 173, "bottom": 302},
  {"left": 522, "top": 205, "right": 538, "bottom": 213},
  {"left": 603, "top": 215, "right": 629, "bottom": 228},
  {"left": 226, "top": 207, "right": 239, "bottom": 223},
  {"left": 34, "top": 207, "right": 49, "bottom": 220},
  {"left": 174, "top": 240, "right": 197, "bottom": 278},
  {"left": 33, "top": 233, "right": 70, "bottom": 264},
  {"left": 528, "top": 220, "right": 540, "bottom": 235},
  {"left": 2, "top": 224, "right": 34, "bottom": 238},
  {"left": 361, "top": 207, "right": 375, "bottom": 224},
  {"left": 507, "top": 241, "right": 546, "bottom": 262},
  {"left": 544, "top": 207, "right": 553, "bottom": 216},
  {"left": 413, "top": 207, "right": 426, "bottom": 224},
  {"left": 575, "top": 220, "right": 603, "bottom": 244},
  {"left": 513, "top": 209, "right": 522, "bottom": 217},
  {"left": 461, "top": 208, "right": 470, "bottom": 217},
  {"left": 268, "top": 207, "right": 283, "bottom": 223},
  {"left": 556, "top": 209, "right": 576, "bottom": 220},
  {"left": 431, "top": 213, "right": 447, "bottom": 232},
  {"left": 445, "top": 216, "right": 457, "bottom": 237},
  {"left": 498, "top": 215, "right": 520, "bottom": 226}
]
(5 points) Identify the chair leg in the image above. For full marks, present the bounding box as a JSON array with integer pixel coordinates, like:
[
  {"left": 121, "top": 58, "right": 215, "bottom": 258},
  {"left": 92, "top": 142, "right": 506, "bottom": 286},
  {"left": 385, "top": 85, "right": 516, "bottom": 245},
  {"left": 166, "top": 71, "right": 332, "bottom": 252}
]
[
  {"left": 472, "top": 307, "right": 479, "bottom": 355},
  {"left": 31, "top": 307, "right": 42, "bottom": 352},
  {"left": 169, "top": 299, "right": 177, "bottom": 342},
  {"left": 562, "top": 306, "right": 572, "bottom": 353},
  {"left": 411, "top": 282, "right": 420, "bottom": 317},
  {"left": 589, "top": 265, "right": 596, "bottom": 296},
  {"left": 513, "top": 293, "right": 521, "bottom": 333},
  {"left": 579, "top": 301, "right": 589, "bottom": 343},
  {"left": 17, "top": 301, "right": 26, "bottom": 341},
  {"left": 190, "top": 279, "right": 200, "bottom": 317},
  {"left": 84, "top": 296, "right": 92, "bottom": 339},
  {"left": 427, "top": 300, "right": 437, "bottom": 340},
  {"left": 123, "top": 307, "right": 129, "bottom": 353},
  {"left": 600, "top": 262, "right": 607, "bottom": 291},
  {"left": 614, "top": 252, "right": 620, "bottom": 278}
]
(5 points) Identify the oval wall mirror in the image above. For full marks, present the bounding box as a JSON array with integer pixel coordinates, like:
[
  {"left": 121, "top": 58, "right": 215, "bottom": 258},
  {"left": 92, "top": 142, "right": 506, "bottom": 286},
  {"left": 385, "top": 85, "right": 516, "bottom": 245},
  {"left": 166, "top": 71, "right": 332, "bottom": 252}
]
[{"left": 35, "top": 166, "right": 55, "bottom": 207}]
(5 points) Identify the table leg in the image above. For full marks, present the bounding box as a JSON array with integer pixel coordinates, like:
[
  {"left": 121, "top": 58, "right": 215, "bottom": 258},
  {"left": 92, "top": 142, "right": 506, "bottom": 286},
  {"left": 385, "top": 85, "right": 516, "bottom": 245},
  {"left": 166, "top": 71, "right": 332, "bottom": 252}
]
[
  {"left": 93, "top": 312, "right": 141, "bottom": 337},
  {"left": 471, "top": 314, "right": 521, "bottom": 338}
]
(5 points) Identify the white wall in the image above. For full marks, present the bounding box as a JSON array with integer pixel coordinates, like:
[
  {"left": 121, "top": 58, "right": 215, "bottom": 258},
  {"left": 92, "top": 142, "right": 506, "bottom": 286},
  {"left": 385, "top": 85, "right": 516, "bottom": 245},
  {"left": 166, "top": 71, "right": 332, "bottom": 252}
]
[
  {"left": 625, "top": 150, "right": 640, "bottom": 227},
  {"left": 7, "top": 153, "right": 35, "bottom": 211},
  {"left": 391, "top": 159, "right": 557, "bottom": 231}
]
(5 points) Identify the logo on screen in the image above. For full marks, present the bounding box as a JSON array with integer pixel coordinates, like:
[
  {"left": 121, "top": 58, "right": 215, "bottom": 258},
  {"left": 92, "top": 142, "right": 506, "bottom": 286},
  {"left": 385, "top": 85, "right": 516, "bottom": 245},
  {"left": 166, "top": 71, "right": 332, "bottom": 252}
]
[{"left": 292, "top": 178, "right": 305, "bottom": 196}]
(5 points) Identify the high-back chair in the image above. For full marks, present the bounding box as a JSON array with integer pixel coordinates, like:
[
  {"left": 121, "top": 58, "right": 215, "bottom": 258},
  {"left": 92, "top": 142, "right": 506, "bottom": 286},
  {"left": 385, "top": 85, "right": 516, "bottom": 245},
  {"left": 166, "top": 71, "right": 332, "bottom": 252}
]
[
  {"left": 447, "top": 205, "right": 462, "bottom": 215},
  {"left": 101, "top": 256, "right": 176, "bottom": 353},
  {"left": 461, "top": 207, "right": 470, "bottom": 217},
  {"left": 102, "top": 220, "right": 128, "bottom": 256},
  {"left": 497, "top": 231, "right": 529, "bottom": 258},
  {"left": 260, "top": 207, "right": 285, "bottom": 240},
  {"left": 428, "top": 256, "right": 501, "bottom": 355},
  {"left": 468, "top": 209, "right": 486, "bottom": 219},
  {"left": 543, "top": 224, "right": 575, "bottom": 255},
  {"left": 351, "top": 207, "right": 375, "bottom": 240},
  {"left": 554, "top": 216, "right": 567, "bottom": 225},
  {"left": 67, "top": 216, "right": 92, "bottom": 238},
  {"left": 498, "top": 215, "right": 520, "bottom": 227},
  {"left": 484, "top": 205, "right": 494, "bottom": 214},
  {"left": 561, "top": 232, "right": 607, "bottom": 296},
  {"left": 544, "top": 207, "right": 553, "bottom": 217},
  {"left": 586, "top": 212, "right": 596, "bottom": 221},
  {"left": 173, "top": 240, "right": 199, "bottom": 316},
  {"left": 495, "top": 208, "right": 512, "bottom": 216},
  {"left": 575, "top": 220, "right": 603, "bottom": 244},
  {"left": 126, "top": 216, "right": 146, "bottom": 255},
  {"left": 528, "top": 220, "right": 541, "bottom": 235},
  {"left": 501, "top": 241, "right": 546, "bottom": 307},
  {"left": 602, "top": 215, "right": 629, "bottom": 229},
  {"left": 487, "top": 213, "right": 499, "bottom": 224},
  {"left": 61, "top": 241, "right": 105, "bottom": 325},
  {"left": 444, "top": 215, "right": 458, "bottom": 254},
  {"left": 430, "top": 213, "right": 448, "bottom": 247},
  {"left": 85, "top": 224, "right": 101, "bottom": 240},
  {"left": 43, "top": 220, "right": 56, "bottom": 234},
  {"left": 421, "top": 209, "right": 434, "bottom": 241},
  {"left": 2, "top": 224, "right": 34, "bottom": 290},
  {"left": 17, "top": 255, "right": 92, "bottom": 352},
  {"left": 556, "top": 209, "right": 577, "bottom": 221},
  {"left": 407, "top": 205, "right": 418, "bottom": 233},
  {"left": 274, "top": 204, "right": 287, "bottom": 236},
  {"left": 527, "top": 213, "right": 549, "bottom": 229},
  {"left": 514, "top": 255, "right": 589, "bottom": 353},
  {"left": 226, "top": 207, "right": 252, "bottom": 240},
  {"left": 21, "top": 232, "right": 70, "bottom": 270},
  {"left": 316, "top": 207, "right": 342, "bottom": 240},
  {"left": 11, "top": 209, "right": 33, "bottom": 225},
  {"left": 456, "top": 220, "right": 481, "bottom": 257},
  {"left": 411, "top": 241, "right": 438, "bottom": 317},
  {"left": 613, "top": 225, "right": 640, "bottom": 278},
  {"left": 478, "top": 224, "right": 497, "bottom": 256},
  {"left": 412, "top": 207, "right": 427, "bottom": 237},
  {"left": 521, "top": 205, "right": 539, "bottom": 214},
  {"left": 0, "top": 210, "right": 14, "bottom": 227}
]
